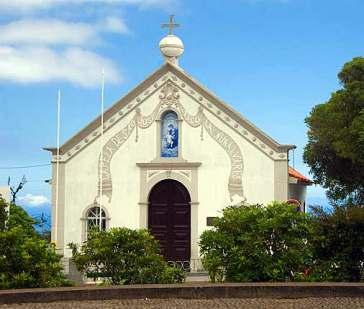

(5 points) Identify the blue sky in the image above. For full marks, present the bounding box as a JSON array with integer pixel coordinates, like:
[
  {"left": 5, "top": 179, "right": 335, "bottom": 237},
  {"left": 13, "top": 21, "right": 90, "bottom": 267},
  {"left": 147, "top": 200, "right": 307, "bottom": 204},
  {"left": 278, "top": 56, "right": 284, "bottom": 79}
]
[{"left": 0, "top": 0, "right": 363, "bottom": 217}]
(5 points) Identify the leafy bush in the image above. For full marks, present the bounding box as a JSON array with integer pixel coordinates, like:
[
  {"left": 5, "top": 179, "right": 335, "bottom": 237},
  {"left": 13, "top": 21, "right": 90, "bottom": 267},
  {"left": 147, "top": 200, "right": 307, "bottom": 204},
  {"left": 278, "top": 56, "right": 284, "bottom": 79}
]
[
  {"left": 0, "top": 200, "right": 71, "bottom": 289},
  {"left": 69, "top": 227, "right": 185, "bottom": 285},
  {"left": 309, "top": 204, "right": 364, "bottom": 281},
  {"left": 200, "top": 202, "right": 315, "bottom": 282}
]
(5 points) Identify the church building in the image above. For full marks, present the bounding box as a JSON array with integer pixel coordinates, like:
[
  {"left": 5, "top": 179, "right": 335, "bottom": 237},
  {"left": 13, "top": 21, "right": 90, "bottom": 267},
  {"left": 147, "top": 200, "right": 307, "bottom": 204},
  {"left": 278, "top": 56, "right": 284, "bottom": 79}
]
[{"left": 45, "top": 17, "right": 311, "bottom": 272}]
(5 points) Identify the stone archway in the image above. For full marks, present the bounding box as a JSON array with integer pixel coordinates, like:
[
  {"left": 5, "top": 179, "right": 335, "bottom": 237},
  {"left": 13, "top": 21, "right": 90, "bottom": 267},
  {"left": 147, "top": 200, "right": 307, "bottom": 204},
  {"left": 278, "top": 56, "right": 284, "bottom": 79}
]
[{"left": 148, "top": 179, "right": 191, "bottom": 262}]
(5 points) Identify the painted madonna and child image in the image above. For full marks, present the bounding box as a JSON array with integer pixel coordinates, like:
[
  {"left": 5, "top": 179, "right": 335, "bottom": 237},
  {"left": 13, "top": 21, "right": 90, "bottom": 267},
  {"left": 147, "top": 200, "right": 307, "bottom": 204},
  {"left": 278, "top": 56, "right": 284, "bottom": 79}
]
[{"left": 161, "top": 112, "right": 179, "bottom": 157}]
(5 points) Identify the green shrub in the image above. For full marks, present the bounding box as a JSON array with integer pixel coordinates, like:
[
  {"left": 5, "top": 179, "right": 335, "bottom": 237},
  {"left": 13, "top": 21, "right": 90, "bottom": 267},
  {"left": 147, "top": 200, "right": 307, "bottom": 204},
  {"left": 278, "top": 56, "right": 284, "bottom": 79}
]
[
  {"left": 69, "top": 227, "right": 185, "bottom": 285},
  {"left": 309, "top": 204, "right": 364, "bottom": 281},
  {"left": 0, "top": 200, "right": 71, "bottom": 289},
  {"left": 200, "top": 202, "right": 315, "bottom": 282}
]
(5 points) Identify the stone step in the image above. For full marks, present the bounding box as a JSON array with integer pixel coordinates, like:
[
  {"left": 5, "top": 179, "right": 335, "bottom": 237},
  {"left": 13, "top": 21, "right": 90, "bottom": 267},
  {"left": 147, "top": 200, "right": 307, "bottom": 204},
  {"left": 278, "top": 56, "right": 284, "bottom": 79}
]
[{"left": 186, "top": 272, "right": 209, "bottom": 282}]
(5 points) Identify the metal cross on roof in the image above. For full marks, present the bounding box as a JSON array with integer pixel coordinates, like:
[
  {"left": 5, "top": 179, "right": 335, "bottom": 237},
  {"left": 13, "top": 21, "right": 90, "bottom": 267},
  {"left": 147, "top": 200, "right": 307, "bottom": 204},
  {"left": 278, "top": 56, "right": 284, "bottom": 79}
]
[{"left": 162, "top": 15, "right": 180, "bottom": 35}]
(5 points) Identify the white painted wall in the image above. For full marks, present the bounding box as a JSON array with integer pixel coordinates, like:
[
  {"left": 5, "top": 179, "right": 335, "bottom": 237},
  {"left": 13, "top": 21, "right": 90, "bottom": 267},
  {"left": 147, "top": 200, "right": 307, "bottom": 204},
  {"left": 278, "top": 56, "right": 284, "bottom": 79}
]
[
  {"left": 289, "top": 183, "right": 308, "bottom": 212},
  {"left": 58, "top": 75, "right": 286, "bottom": 259}
]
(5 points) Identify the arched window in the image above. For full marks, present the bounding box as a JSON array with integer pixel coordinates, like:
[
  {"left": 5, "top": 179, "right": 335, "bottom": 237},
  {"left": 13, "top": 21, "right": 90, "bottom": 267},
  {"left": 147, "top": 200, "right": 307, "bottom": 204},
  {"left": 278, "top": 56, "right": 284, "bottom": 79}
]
[
  {"left": 86, "top": 206, "right": 106, "bottom": 234},
  {"left": 161, "top": 111, "right": 179, "bottom": 158}
]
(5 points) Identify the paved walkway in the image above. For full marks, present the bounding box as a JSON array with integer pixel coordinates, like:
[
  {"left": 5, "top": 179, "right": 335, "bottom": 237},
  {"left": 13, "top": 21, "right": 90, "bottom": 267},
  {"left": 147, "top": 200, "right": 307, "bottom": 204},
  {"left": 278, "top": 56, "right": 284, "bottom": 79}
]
[{"left": 2, "top": 298, "right": 364, "bottom": 308}]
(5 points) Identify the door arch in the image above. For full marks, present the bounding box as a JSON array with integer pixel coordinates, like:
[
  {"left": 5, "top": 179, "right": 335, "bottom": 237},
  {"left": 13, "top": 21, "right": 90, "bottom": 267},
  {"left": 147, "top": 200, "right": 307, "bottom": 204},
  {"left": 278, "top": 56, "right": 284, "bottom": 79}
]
[{"left": 148, "top": 179, "right": 191, "bottom": 262}]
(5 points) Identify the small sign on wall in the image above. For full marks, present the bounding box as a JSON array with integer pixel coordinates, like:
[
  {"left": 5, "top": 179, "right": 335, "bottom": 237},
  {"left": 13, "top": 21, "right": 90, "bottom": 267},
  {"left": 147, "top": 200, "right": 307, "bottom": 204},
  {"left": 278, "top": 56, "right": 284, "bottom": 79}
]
[{"left": 206, "top": 217, "right": 218, "bottom": 227}]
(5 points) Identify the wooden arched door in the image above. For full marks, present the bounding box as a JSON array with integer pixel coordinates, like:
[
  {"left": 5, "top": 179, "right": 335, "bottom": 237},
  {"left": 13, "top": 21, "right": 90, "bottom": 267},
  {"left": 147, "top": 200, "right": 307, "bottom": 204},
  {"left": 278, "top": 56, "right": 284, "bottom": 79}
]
[{"left": 148, "top": 179, "right": 191, "bottom": 262}]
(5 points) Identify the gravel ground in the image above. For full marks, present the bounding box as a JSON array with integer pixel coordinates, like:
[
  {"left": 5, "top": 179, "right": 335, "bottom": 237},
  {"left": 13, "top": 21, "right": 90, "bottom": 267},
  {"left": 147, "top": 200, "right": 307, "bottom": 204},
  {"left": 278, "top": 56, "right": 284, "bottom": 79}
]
[{"left": 2, "top": 298, "right": 364, "bottom": 309}]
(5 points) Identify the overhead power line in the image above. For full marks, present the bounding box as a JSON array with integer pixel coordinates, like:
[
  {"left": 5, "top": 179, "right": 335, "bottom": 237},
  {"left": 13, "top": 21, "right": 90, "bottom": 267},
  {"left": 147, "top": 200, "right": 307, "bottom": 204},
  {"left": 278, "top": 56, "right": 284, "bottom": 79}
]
[{"left": 0, "top": 163, "right": 51, "bottom": 170}]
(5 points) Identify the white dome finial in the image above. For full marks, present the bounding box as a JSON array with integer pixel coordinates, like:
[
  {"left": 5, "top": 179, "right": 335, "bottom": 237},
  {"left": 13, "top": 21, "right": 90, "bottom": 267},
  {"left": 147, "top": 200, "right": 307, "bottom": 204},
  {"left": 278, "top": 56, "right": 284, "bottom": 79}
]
[{"left": 160, "top": 15, "right": 184, "bottom": 65}]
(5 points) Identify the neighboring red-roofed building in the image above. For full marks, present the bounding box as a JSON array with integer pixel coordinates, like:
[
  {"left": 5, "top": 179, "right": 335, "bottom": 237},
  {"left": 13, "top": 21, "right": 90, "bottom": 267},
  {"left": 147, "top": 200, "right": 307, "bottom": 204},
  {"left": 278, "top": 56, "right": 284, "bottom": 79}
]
[
  {"left": 289, "top": 167, "right": 313, "bottom": 185},
  {"left": 288, "top": 167, "right": 313, "bottom": 212}
]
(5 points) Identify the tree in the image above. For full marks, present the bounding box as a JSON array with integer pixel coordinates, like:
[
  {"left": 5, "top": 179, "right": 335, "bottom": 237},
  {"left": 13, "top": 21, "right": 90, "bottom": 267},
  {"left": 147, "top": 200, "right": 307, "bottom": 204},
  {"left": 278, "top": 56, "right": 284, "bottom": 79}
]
[
  {"left": 69, "top": 227, "right": 185, "bottom": 285},
  {"left": 8, "top": 176, "right": 27, "bottom": 204},
  {"left": 7, "top": 203, "right": 37, "bottom": 236},
  {"left": 199, "top": 202, "right": 315, "bottom": 282},
  {"left": 304, "top": 57, "right": 364, "bottom": 204},
  {"left": 309, "top": 204, "right": 364, "bottom": 282}
]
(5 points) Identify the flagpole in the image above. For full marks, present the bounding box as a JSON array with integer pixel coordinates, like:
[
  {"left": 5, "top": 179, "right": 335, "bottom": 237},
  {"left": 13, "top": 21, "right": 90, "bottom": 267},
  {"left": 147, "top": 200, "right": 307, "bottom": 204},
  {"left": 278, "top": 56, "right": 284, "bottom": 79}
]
[
  {"left": 99, "top": 69, "right": 105, "bottom": 231},
  {"left": 55, "top": 89, "right": 61, "bottom": 244}
]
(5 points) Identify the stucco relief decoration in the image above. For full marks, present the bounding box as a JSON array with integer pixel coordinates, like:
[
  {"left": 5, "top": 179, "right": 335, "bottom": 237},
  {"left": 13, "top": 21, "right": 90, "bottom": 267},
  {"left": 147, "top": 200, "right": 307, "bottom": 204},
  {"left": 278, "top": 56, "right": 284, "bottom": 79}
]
[
  {"left": 173, "top": 81, "right": 245, "bottom": 202},
  {"left": 202, "top": 116, "right": 245, "bottom": 201},
  {"left": 147, "top": 171, "right": 161, "bottom": 179},
  {"left": 179, "top": 105, "right": 245, "bottom": 201},
  {"left": 178, "top": 170, "right": 191, "bottom": 180},
  {"left": 159, "top": 81, "right": 180, "bottom": 108},
  {"left": 98, "top": 118, "right": 137, "bottom": 201},
  {"left": 95, "top": 79, "right": 245, "bottom": 203}
]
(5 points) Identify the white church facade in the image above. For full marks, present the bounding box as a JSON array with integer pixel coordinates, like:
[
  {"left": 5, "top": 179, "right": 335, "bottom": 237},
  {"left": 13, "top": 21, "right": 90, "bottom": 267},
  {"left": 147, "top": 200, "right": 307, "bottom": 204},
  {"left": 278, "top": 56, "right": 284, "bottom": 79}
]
[{"left": 45, "top": 21, "right": 311, "bottom": 270}]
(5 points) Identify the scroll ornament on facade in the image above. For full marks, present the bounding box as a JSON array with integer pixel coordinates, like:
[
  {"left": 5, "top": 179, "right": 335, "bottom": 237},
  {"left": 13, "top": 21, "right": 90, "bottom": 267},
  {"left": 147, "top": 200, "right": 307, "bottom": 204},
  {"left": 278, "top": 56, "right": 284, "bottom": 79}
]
[{"left": 96, "top": 80, "right": 246, "bottom": 203}]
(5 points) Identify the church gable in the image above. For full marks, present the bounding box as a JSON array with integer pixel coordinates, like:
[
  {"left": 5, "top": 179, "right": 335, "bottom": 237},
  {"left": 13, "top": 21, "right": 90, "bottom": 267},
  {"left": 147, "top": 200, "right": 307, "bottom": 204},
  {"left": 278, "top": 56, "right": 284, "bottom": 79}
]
[
  {"left": 86, "top": 77, "right": 247, "bottom": 203},
  {"left": 46, "top": 62, "right": 293, "bottom": 163}
]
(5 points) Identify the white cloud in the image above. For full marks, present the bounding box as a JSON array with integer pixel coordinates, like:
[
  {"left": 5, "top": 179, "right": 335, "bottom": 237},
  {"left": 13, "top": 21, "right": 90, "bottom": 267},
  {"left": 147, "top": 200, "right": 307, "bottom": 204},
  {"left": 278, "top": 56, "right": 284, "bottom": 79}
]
[
  {"left": 0, "top": 46, "right": 122, "bottom": 87},
  {"left": 101, "top": 16, "right": 129, "bottom": 34},
  {"left": 0, "top": 0, "right": 171, "bottom": 86},
  {"left": 0, "top": 17, "right": 126, "bottom": 86},
  {"left": 0, "top": 18, "right": 129, "bottom": 46},
  {"left": 0, "top": 0, "right": 176, "bottom": 13},
  {"left": 18, "top": 194, "right": 50, "bottom": 207},
  {"left": 0, "top": 19, "right": 96, "bottom": 46}
]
